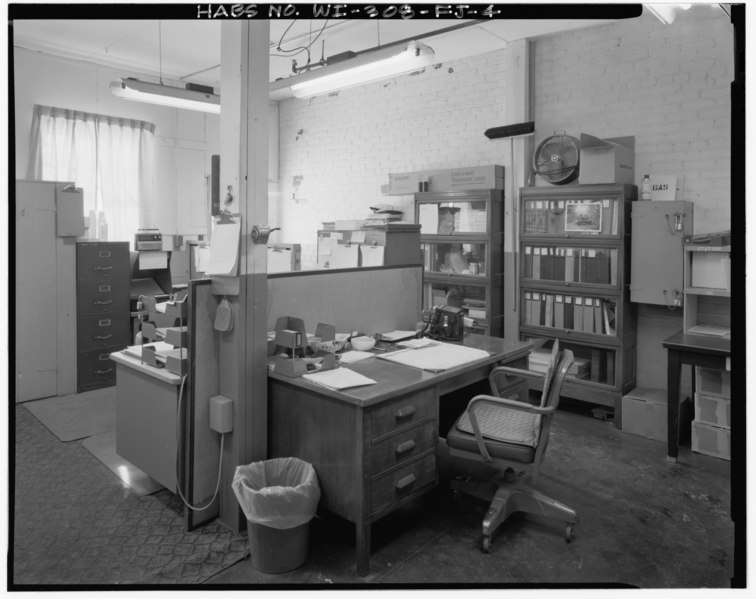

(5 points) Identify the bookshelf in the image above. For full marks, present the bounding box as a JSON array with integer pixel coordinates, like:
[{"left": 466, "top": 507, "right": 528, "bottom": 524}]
[
  {"left": 519, "top": 184, "right": 637, "bottom": 415},
  {"left": 414, "top": 189, "right": 504, "bottom": 336}
]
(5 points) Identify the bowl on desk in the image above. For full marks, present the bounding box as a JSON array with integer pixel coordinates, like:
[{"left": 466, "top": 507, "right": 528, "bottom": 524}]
[{"left": 350, "top": 336, "right": 376, "bottom": 351}]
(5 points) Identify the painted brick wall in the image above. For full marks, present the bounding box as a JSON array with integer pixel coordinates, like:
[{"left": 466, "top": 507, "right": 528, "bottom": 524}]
[{"left": 276, "top": 49, "right": 509, "bottom": 267}]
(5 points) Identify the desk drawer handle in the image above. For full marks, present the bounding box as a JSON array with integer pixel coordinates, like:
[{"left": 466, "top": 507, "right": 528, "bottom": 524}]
[
  {"left": 93, "top": 334, "right": 113, "bottom": 341},
  {"left": 94, "top": 368, "right": 113, "bottom": 375},
  {"left": 395, "top": 440, "right": 416, "bottom": 455},
  {"left": 93, "top": 300, "right": 112, "bottom": 305},
  {"left": 395, "top": 473, "right": 416, "bottom": 492},
  {"left": 93, "top": 266, "right": 113, "bottom": 271},
  {"left": 395, "top": 405, "right": 416, "bottom": 420}
]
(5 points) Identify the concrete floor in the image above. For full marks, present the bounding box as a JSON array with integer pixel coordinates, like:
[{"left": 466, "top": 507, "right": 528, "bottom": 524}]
[{"left": 203, "top": 401, "right": 738, "bottom": 588}]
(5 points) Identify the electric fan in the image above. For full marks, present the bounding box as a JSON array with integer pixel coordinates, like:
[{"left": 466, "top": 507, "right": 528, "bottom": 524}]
[{"left": 532, "top": 132, "right": 580, "bottom": 185}]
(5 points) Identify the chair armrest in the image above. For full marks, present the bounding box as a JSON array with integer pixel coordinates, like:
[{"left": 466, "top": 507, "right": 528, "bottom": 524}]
[
  {"left": 463, "top": 395, "right": 554, "bottom": 462},
  {"left": 488, "top": 365, "right": 535, "bottom": 397}
]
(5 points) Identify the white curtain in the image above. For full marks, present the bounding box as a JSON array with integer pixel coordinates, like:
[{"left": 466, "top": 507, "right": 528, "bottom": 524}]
[{"left": 27, "top": 105, "right": 155, "bottom": 244}]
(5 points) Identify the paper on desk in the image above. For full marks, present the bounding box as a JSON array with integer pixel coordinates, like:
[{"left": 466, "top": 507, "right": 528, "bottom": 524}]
[
  {"left": 338, "top": 350, "right": 374, "bottom": 364},
  {"left": 379, "top": 330, "right": 418, "bottom": 342},
  {"left": 196, "top": 246, "right": 211, "bottom": 273},
  {"left": 123, "top": 341, "right": 175, "bottom": 361},
  {"left": 302, "top": 367, "right": 377, "bottom": 391},
  {"left": 139, "top": 251, "right": 168, "bottom": 270},
  {"left": 378, "top": 341, "right": 490, "bottom": 372},
  {"left": 206, "top": 219, "right": 241, "bottom": 275},
  {"left": 397, "top": 337, "right": 435, "bottom": 349},
  {"left": 687, "top": 325, "right": 730, "bottom": 337}
]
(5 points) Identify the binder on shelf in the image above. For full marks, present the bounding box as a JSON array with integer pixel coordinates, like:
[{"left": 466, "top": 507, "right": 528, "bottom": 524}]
[
  {"left": 610, "top": 250, "right": 618, "bottom": 286},
  {"left": 601, "top": 200, "right": 615, "bottom": 235},
  {"left": 533, "top": 292, "right": 543, "bottom": 326},
  {"left": 602, "top": 301, "right": 616, "bottom": 335},
  {"left": 542, "top": 247, "right": 554, "bottom": 281},
  {"left": 590, "top": 349, "right": 602, "bottom": 382},
  {"left": 524, "top": 291, "right": 533, "bottom": 325},
  {"left": 574, "top": 296, "right": 584, "bottom": 331},
  {"left": 582, "top": 297, "right": 595, "bottom": 333},
  {"left": 554, "top": 295, "right": 565, "bottom": 329},
  {"left": 565, "top": 248, "right": 575, "bottom": 282},
  {"left": 524, "top": 246, "right": 533, "bottom": 279},
  {"left": 585, "top": 249, "right": 598, "bottom": 284},
  {"left": 596, "top": 249, "right": 610, "bottom": 284},
  {"left": 532, "top": 247, "right": 542, "bottom": 279},
  {"left": 554, "top": 247, "right": 566, "bottom": 281},
  {"left": 594, "top": 298, "right": 604, "bottom": 333},
  {"left": 564, "top": 295, "right": 575, "bottom": 330},
  {"left": 575, "top": 250, "right": 583, "bottom": 283},
  {"left": 544, "top": 294, "right": 555, "bottom": 328}
]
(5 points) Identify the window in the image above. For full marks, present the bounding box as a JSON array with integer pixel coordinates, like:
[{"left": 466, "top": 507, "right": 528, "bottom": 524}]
[{"left": 27, "top": 104, "right": 156, "bottom": 245}]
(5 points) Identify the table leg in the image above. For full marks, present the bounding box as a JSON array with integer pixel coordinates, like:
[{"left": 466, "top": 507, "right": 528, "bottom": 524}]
[
  {"left": 667, "top": 349, "right": 681, "bottom": 462},
  {"left": 356, "top": 520, "right": 371, "bottom": 577}
]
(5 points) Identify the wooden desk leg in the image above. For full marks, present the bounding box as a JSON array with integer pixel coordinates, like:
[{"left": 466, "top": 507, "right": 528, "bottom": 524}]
[
  {"left": 356, "top": 520, "right": 371, "bottom": 577},
  {"left": 667, "top": 349, "right": 681, "bottom": 462}
]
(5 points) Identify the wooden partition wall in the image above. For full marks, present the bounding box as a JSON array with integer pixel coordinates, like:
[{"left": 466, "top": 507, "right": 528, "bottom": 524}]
[{"left": 267, "top": 265, "right": 423, "bottom": 335}]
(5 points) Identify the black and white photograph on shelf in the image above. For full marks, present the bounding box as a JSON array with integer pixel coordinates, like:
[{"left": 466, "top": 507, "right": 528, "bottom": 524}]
[{"left": 7, "top": 1, "right": 745, "bottom": 594}]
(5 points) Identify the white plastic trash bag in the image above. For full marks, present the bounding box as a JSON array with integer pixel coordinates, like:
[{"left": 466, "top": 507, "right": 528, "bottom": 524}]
[{"left": 232, "top": 457, "right": 320, "bottom": 530}]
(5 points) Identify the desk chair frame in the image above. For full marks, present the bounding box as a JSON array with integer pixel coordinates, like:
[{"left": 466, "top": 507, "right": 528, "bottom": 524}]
[{"left": 445, "top": 349, "right": 578, "bottom": 552}]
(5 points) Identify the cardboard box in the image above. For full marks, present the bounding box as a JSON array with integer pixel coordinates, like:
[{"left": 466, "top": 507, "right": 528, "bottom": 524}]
[
  {"left": 692, "top": 420, "right": 731, "bottom": 460},
  {"left": 694, "top": 392, "right": 731, "bottom": 429},
  {"left": 388, "top": 165, "right": 505, "bottom": 195},
  {"left": 622, "top": 387, "right": 667, "bottom": 441},
  {"left": 579, "top": 134, "right": 635, "bottom": 185}
]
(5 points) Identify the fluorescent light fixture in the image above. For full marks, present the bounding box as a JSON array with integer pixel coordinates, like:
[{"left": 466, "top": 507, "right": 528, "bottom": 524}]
[
  {"left": 271, "top": 41, "right": 435, "bottom": 100},
  {"left": 110, "top": 77, "right": 220, "bottom": 114},
  {"left": 645, "top": 4, "right": 692, "bottom": 25}
]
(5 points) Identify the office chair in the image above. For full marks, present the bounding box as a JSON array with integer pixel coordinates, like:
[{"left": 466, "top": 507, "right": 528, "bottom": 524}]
[{"left": 444, "top": 346, "right": 578, "bottom": 552}]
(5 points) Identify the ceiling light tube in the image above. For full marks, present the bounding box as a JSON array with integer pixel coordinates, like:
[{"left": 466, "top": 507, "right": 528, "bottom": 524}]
[
  {"left": 110, "top": 78, "right": 220, "bottom": 114},
  {"left": 273, "top": 41, "right": 434, "bottom": 100}
]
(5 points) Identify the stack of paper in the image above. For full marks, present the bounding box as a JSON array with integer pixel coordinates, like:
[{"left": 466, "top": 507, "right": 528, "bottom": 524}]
[
  {"left": 302, "top": 368, "right": 377, "bottom": 391},
  {"left": 378, "top": 342, "right": 490, "bottom": 372}
]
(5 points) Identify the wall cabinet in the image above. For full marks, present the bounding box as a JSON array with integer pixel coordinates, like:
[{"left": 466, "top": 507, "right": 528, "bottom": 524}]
[
  {"left": 414, "top": 189, "right": 504, "bottom": 336},
  {"left": 630, "top": 200, "right": 693, "bottom": 306},
  {"left": 76, "top": 242, "right": 131, "bottom": 392},
  {"left": 519, "top": 184, "right": 637, "bottom": 413}
]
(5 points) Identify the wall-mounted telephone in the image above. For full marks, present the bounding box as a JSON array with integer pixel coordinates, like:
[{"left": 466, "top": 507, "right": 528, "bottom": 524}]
[{"left": 422, "top": 305, "right": 465, "bottom": 342}]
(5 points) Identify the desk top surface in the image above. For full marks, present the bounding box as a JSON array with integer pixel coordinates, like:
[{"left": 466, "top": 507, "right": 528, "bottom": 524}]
[
  {"left": 662, "top": 330, "right": 731, "bottom": 355},
  {"left": 111, "top": 350, "right": 182, "bottom": 385},
  {"left": 268, "top": 335, "right": 532, "bottom": 407}
]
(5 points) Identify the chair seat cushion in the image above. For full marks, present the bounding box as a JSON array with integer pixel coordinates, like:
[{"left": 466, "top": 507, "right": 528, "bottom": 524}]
[{"left": 447, "top": 405, "right": 541, "bottom": 463}]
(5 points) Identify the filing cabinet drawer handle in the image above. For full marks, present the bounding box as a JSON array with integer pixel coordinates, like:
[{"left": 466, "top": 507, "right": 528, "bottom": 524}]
[
  {"left": 395, "top": 405, "right": 416, "bottom": 420},
  {"left": 395, "top": 473, "right": 416, "bottom": 492},
  {"left": 94, "top": 368, "right": 113, "bottom": 375},
  {"left": 395, "top": 440, "right": 416, "bottom": 455},
  {"left": 93, "top": 266, "right": 113, "bottom": 271},
  {"left": 93, "top": 300, "right": 113, "bottom": 305},
  {"left": 93, "top": 334, "right": 113, "bottom": 341}
]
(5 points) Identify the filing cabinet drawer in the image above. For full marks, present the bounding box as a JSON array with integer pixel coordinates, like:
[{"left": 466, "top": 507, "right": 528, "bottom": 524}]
[
  {"left": 77, "top": 280, "right": 130, "bottom": 315},
  {"left": 369, "top": 388, "right": 435, "bottom": 440},
  {"left": 77, "top": 312, "right": 130, "bottom": 351},
  {"left": 77, "top": 242, "right": 129, "bottom": 280},
  {"left": 370, "top": 454, "right": 436, "bottom": 517},
  {"left": 370, "top": 421, "right": 437, "bottom": 475},
  {"left": 77, "top": 347, "right": 118, "bottom": 391},
  {"left": 363, "top": 230, "right": 388, "bottom": 247}
]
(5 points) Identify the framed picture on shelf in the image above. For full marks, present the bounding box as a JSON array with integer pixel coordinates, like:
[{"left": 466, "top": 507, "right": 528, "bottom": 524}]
[{"left": 565, "top": 200, "right": 602, "bottom": 233}]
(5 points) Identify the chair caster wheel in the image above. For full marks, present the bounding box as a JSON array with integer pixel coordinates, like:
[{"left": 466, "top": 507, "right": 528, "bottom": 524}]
[
  {"left": 565, "top": 525, "right": 574, "bottom": 542},
  {"left": 482, "top": 536, "right": 491, "bottom": 553}
]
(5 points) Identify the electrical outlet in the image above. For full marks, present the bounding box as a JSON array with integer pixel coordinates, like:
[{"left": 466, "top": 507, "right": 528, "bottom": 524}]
[{"left": 209, "top": 395, "right": 233, "bottom": 434}]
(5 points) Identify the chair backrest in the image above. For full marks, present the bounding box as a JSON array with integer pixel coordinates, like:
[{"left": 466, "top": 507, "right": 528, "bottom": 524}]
[{"left": 532, "top": 349, "right": 574, "bottom": 473}]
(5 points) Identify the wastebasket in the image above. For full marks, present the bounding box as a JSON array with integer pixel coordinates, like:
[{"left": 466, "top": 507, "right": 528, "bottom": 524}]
[{"left": 232, "top": 457, "right": 320, "bottom": 573}]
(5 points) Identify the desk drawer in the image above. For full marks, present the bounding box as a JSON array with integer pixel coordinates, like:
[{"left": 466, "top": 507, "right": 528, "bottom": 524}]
[
  {"left": 370, "top": 421, "right": 437, "bottom": 475},
  {"left": 77, "top": 347, "right": 118, "bottom": 391},
  {"left": 77, "top": 242, "right": 129, "bottom": 280},
  {"left": 78, "top": 312, "right": 130, "bottom": 350},
  {"left": 370, "top": 388, "right": 435, "bottom": 440},
  {"left": 77, "top": 280, "right": 130, "bottom": 315},
  {"left": 370, "top": 454, "right": 436, "bottom": 516}
]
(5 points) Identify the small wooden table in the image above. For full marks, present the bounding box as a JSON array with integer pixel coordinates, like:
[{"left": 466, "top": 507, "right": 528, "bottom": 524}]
[
  {"left": 662, "top": 330, "right": 731, "bottom": 461},
  {"left": 267, "top": 335, "right": 531, "bottom": 576}
]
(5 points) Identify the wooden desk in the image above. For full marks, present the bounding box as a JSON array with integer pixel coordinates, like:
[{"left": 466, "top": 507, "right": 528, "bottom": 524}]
[
  {"left": 662, "top": 330, "right": 731, "bottom": 461},
  {"left": 268, "top": 335, "right": 531, "bottom": 576}
]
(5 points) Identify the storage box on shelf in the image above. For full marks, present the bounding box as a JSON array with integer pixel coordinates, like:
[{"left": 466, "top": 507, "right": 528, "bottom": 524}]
[
  {"left": 691, "top": 365, "right": 731, "bottom": 461},
  {"left": 683, "top": 244, "right": 731, "bottom": 337},
  {"left": 414, "top": 189, "right": 504, "bottom": 336},
  {"left": 316, "top": 224, "right": 421, "bottom": 269},
  {"left": 518, "top": 184, "right": 637, "bottom": 421}
]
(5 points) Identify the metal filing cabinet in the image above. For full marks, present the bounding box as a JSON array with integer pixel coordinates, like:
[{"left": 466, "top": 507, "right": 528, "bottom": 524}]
[
  {"left": 76, "top": 241, "right": 130, "bottom": 392},
  {"left": 629, "top": 201, "right": 693, "bottom": 306}
]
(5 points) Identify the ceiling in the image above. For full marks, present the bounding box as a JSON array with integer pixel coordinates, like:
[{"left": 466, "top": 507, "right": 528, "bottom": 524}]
[{"left": 12, "top": 18, "right": 621, "bottom": 92}]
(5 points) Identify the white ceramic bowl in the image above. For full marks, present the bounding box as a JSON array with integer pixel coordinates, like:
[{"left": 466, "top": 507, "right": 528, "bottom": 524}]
[{"left": 350, "top": 336, "right": 376, "bottom": 351}]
